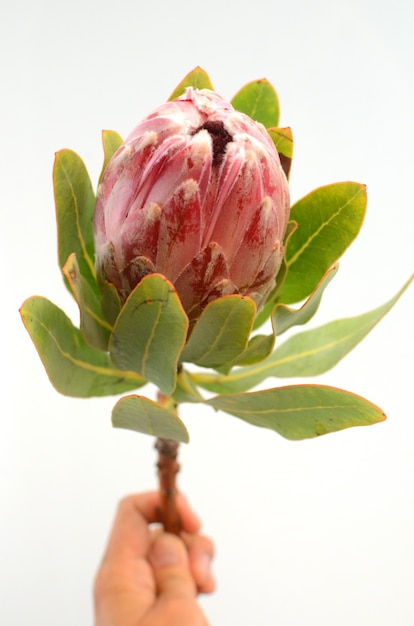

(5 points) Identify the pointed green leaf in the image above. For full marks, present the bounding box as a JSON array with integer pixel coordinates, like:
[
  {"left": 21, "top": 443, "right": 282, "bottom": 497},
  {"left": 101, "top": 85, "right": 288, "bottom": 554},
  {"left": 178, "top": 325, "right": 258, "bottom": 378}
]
[
  {"left": 173, "top": 370, "right": 205, "bottom": 404},
  {"left": 264, "top": 273, "right": 414, "bottom": 379},
  {"left": 224, "top": 332, "right": 275, "bottom": 369},
  {"left": 207, "top": 385, "right": 386, "bottom": 440},
  {"left": 100, "top": 280, "right": 122, "bottom": 326},
  {"left": 98, "top": 130, "right": 123, "bottom": 183},
  {"left": 273, "top": 263, "right": 339, "bottom": 336},
  {"left": 109, "top": 274, "right": 189, "bottom": 395},
  {"left": 180, "top": 295, "right": 256, "bottom": 368},
  {"left": 267, "top": 127, "right": 293, "bottom": 179},
  {"left": 279, "top": 182, "right": 366, "bottom": 304},
  {"left": 188, "top": 370, "right": 245, "bottom": 396},
  {"left": 192, "top": 273, "right": 413, "bottom": 394},
  {"left": 63, "top": 253, "right": 112, "bottom": 350},
  {"left": 20, "top": 296, "right": 145, "bottom": 397},
  {"left": 53, "top": 149, "right": 97, "bottom": 295},
  {"left": 224, "top": 260, "right": 336, "bottom": 371},
  {"left": 168, "top": 67, "right": 214, "bottom": 100},
  {"left": 112, "top": 395, "right": 189, "bottom": 442},
  {"left": 231, "top": 79, "right": 279, "bottom": 128}
]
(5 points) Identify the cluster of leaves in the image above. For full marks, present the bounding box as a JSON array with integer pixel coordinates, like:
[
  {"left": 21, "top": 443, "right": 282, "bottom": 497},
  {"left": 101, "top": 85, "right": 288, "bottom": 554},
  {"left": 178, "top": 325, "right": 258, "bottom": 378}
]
[{"left": 20, "top": 67, "right": 413, "bottom": 443}]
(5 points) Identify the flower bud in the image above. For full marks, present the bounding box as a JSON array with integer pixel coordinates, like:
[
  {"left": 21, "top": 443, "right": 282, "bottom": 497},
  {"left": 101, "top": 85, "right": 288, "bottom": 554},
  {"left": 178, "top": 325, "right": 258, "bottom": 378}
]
[{"left": 94, "top": 88, "right": 290, "bottom": 321}]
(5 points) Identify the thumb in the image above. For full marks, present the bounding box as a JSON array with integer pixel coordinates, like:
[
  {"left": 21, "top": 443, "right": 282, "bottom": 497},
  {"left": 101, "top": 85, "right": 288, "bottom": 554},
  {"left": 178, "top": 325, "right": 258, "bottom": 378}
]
[{"left": 149, "top": 532, "right": 196, "bottom": 600}]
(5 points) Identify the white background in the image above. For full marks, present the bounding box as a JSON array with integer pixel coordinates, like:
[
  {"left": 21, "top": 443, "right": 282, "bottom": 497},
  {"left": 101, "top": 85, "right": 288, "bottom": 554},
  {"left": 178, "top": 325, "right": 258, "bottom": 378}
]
[{"left": 2, "top": 0, "right": 414, "bottom": 624}]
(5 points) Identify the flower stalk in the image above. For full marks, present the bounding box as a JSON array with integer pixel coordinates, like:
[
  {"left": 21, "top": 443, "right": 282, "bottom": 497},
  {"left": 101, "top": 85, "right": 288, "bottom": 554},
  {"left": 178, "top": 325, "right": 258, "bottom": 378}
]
[{"left": 155, "top": 436, "right": 181, "bottom": 534}]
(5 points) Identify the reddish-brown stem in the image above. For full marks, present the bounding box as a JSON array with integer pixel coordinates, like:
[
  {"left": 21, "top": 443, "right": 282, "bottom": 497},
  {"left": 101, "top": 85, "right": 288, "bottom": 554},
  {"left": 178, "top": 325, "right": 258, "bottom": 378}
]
[{"left": 155, "top": 437, "right": 182, "bottom": 534}]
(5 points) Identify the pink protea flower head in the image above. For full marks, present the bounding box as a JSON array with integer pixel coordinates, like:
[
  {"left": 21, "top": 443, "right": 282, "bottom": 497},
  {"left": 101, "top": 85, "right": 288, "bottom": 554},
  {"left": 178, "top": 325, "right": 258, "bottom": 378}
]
[{"left": 94, "top": 88, "right": 290, "bottom": 321}]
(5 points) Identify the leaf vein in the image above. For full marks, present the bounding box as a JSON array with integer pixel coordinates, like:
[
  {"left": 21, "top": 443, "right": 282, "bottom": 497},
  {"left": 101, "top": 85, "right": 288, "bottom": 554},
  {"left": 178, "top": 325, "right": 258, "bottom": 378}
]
[
  {"left": 36, "top": 316, "right": 140, "bottom": 381},
  {"left": 219, "top": 403, "right": 366, "bottom": 415},
  {"left": 287, "top": 187, "right": 362, "bottom": 268},
  {"left": 60, "top": 160, "right": 96, "bottom": 280}
]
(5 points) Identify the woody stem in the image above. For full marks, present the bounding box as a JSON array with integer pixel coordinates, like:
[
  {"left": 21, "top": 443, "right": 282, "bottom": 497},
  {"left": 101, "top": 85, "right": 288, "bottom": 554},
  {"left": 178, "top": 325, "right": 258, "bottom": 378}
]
[{"left": 155, "top": 436, "right": 181, "bottom": 534}]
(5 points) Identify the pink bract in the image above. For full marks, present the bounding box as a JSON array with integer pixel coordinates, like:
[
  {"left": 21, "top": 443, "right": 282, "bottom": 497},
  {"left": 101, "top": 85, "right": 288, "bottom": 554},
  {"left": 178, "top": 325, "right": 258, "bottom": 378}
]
[{"left": 94, "top": 88, "right": 290, "bottom": 321}]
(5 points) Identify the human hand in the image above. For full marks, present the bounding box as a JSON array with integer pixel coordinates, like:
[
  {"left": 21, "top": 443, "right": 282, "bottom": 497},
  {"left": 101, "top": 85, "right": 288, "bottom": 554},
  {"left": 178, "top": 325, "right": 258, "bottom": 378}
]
[{"left": 94, "top": 492, "right": 215, "bottom": 626}]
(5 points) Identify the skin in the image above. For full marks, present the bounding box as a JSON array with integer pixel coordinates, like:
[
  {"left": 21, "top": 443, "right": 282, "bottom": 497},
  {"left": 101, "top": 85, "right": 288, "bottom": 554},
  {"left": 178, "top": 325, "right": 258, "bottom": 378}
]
[{"left": 94, "top": 492, "right": 215, "bottom": 626}]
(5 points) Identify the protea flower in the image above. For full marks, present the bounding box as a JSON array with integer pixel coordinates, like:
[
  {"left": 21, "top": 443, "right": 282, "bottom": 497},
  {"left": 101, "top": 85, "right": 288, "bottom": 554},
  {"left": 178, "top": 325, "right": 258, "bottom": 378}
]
[{"left": 94, "top": 88, "right": 290, "bottom": 321}]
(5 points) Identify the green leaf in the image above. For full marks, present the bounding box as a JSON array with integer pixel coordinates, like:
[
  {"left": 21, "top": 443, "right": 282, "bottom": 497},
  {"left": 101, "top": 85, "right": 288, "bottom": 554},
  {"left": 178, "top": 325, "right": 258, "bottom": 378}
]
[
  {"left": 20, "top": 296, "right": 145, "bottom": 397},
  {"left": 109, "top": 274, "right": 189, "bottom": 395},
  {"left": 206, "top": 384, "right": 386, "bottom": 440},
  {"left": 180, "top": 295, "right": 256, "bottom": 368},
  {"left": 267, "top": 127, "right": 293, "bottom": 179},
  {"left": 173, "top": 370, "right": 205, "bottom": 404},
  {"left": 112, "top": 395, "right": 189, "bottom": 443},
  {"left": 192, "top": 273, "right": 414, "bottom": 394},
  {"left": 231, "top": 79, "right": 279, "bottom": 128},
  {"left": 100, "top": 280, "right": 122, "bottom": 326},
  {"left": 236, "top": 264, "right": 337, "bottom": 375},
  {"left": 63, "top": 253, "right": 112, "bottom": 350},
  {"left": 278, "top": 182, "right": 366, "bottom": 304},
  {"left": 267, "top": 127, "right": 293, "bottom": 160},
  {"left": 53, "top": 149, "right": 97, "bottom": 295},
  {"left": 273, "top": 263, "right": 339, "bottom": 336},
  {"left": 266, "top": 273, "right": 413, "bottom": 378},
  {"left": 168, "top": 66, "right": 214, "bottom": 100},
  {"left": 225, "top": 332, "right": 275, "bottom": 369},
  {"left": 98, "top": 130, "right": 123, "bottom": 183}
]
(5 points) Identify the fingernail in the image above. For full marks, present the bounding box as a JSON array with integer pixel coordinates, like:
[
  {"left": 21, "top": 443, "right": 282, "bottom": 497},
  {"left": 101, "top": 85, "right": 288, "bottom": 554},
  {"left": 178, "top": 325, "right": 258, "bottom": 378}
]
[{"left": 150, "top": 534, "right": 183, "bottom": 568}]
